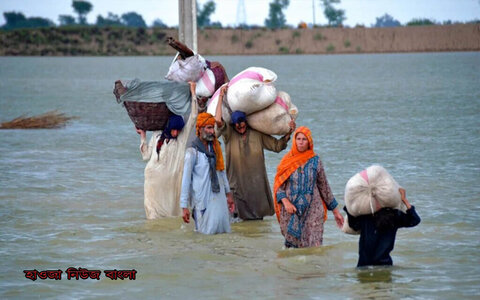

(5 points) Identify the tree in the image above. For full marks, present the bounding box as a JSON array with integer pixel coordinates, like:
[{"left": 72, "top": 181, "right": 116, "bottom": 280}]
[
  {"left": 264, "top": 0, "right": 290, "bottom": 29},
  {"left": 59, "top": 15, "right": 76, "bottom": 26},
  {"left": 374, "top": 14, "right": 401, "bottom": 27},
  {"left": 72, "top": 0, "right": 93, "bottom": 25},
  {"left": 121, "top": 12, "right": 147, "bottom": 27},
  {"left": 96, "top": 13, "right": 122, "bottom": 27},
  {"left": 2, "top": 12, "right": 27, "bottom": 29},
  {"left": 197, "top": 0, "right": 216, "bottom": 28},
  {"left": 320, "top": 0, "right": 345, "bottom": 27},
  {"left": 2, "top": 12, "right": 53, "bottom": 29}
]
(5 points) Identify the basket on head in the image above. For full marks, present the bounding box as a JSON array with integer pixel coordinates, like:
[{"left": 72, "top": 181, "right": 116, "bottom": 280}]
[{"left": 123, "top": 101, "right": 172, "bottom": 131}]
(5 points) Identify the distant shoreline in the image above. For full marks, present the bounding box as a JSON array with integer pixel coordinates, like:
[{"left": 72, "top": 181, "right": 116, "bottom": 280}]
[{"left": 1, "top": 24, "right": 479, "bottom": 56}]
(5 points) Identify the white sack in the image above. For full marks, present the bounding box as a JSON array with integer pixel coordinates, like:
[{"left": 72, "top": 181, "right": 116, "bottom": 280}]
[
  {"left": 196, "top": 68, "right": 216, "bottom": 98},
  {"left": 344, "top": 165, "right": 406, "bottom": 217},
  {"left": 236, "top": 66, "right": 278, "bottom": 82},
  {"left": 247, "top": 91, "right": 298, "bottom": 136},
  {"left": 207, "top": 67, "right": 278, "bottom": 122},
  {"left": 227, "top": 78, "right": 277, "bottom": 114},
  {"left": 206, "top": 83, "right": 231, "bottom": 122},
  {"left": 165, "top": 54, "right": 207, "bottom": 83}
]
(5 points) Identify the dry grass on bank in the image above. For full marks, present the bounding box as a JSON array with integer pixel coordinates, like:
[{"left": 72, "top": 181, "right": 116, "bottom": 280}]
[{"left": 0, "top": 110, "right": 78, "bottom": 129}]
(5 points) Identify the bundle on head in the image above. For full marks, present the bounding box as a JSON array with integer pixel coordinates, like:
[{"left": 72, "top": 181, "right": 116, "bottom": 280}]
[{"left": 344, "top": 165, "right": 406, "bottom": 217}]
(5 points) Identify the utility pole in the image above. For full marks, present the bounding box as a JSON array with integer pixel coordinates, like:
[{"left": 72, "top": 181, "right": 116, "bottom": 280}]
[
  {"left": 312, "top": 0, "right": 316, "bottom": 26},
  {"left": 178, "top": 0, "right": 197, "bottom": 53}
]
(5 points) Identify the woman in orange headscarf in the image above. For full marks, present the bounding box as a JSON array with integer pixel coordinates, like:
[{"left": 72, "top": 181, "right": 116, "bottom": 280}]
[{"left": 274, "top": 126, "right": 344, "bottom": 248}]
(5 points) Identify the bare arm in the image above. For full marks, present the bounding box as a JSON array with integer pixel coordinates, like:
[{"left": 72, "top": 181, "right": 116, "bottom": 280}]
[
  {"left": 215, "top": 85, "right": 228, "bottom": 128},
  {"left": 399, "top": 188, "right": 412, "bottom": 209}
]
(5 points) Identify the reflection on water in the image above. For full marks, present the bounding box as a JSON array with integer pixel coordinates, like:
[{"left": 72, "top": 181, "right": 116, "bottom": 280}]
[{"left": 0, "top": 53, "right": 479, "bottom": 298}]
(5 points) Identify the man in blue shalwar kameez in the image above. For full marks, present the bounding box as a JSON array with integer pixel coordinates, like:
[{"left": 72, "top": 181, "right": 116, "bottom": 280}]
[{"left": 180, "top": 112, "right": 235, "bottom": 234}]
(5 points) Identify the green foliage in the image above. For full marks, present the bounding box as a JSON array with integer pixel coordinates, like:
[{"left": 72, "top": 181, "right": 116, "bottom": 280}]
[
  {"left": 278, "top": 46, "right": 289, "bottom": 54},
  {"left": 2, "top": 12, "right": 54, "bottom": 30},
  {"left": 59, "top": 15, "right": 76, "bottom": 26},
  {"left": 72, "top": 0, "right": 93, "bottom": 25},
  {"left": 344, "top": 39, "right": 350, "bottom": 47},
  {"left": 231, "top": 34, "right": 239, "bottom": 43},
  {"left": 265, "top": 0, "right": 290, "bottom": 29},
  {"left": 320, "top": 0, "right": 345, "bottom": 27},
  {"left": 121, "top": 12, "right": 147, "bottom": 28},
  {"left": 275, "top": 39, "right": 282, "bottom": 45},
  {"left": 245, "top": 40, "right": 253, "bottom": 49},
  {"left": 356, "top": 46, "right": 362, "bottom": 52},
  {"left": 326, "top": 43, "right": 335, "bottom": 52},
  {"left": 374, "top": 13, "right": 401, "bottom": 27},
  {"left": 407, "top": 18, "right": 436, "bottom": 26},
  {"left": 292, "top": 30, "right": 301, "bottom": 38},
  {"left": 295, "top": 48, "right": 303, "bottom": 54},
  {"left": 96, "top": 13, "right": 122, "bottom": 27},
  {"left": 197, "top": 0, "right": 216, "bottom": 28}
]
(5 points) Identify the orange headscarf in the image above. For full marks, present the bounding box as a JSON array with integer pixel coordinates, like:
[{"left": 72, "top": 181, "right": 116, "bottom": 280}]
[
  {"left": 273, "top": 126, "right": 327, "bottom": 222},
  {"left": 196, "top": 112, "right": 225, "bottom": 171}
]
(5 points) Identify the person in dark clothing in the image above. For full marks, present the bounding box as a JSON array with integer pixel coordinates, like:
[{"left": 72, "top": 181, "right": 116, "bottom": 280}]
[{"left": 344, "top": 188, "right": 421, "bottom": 267}]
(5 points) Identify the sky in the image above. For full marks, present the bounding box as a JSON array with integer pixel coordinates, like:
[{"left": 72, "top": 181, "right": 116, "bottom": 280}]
[{"left": 1, "top": 0, "right": 479, "bottom": 28}]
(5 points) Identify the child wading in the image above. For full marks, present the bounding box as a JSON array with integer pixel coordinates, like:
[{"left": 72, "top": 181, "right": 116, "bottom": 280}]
[{"left": 344, "top": 188, "right": 421, "bottom": 267}]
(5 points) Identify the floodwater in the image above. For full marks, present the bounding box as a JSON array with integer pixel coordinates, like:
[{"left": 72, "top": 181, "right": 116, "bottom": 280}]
[{"left": 0, "top": 52, "right": 479, "bottom": 299}]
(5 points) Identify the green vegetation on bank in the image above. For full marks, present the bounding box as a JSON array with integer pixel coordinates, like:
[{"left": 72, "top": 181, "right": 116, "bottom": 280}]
[{"left": 0, "top": 26, "right": 176, "bottom": 56}]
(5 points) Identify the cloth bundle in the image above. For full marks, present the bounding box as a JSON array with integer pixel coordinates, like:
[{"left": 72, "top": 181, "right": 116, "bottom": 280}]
[
  {"left": 207, "top": 67, "right": 278, "bottom": 120},
  {"left": 247, "top": 91, "right": 298, "bottom": 135},
  {"left": 342, "top": 165, "right": 406, "bottom": 234},
  {"left": 195, "top": 68, "right": 216, "bottom": 98},
  {"left": 165, "top": 54, "right": 207, "bottom": 83},
  {"left": 344, "top": 165, "right": 406, "bottom": 215},
  {"left": 118, "top": 79, "right": 192, "bottom": 116},
  {"left": 207, "top": 67, "right": 298, "bottom": 135}
]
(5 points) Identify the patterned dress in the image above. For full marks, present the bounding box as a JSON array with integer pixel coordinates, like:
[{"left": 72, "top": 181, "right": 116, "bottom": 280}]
[{"left": 276, "top": 155, "right": 338, "bottom": 248}]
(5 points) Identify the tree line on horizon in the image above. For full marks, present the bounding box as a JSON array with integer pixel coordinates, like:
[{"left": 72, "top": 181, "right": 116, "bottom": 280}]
[{"left": 2, "top": 0, "right": 479, "bottom": 31}]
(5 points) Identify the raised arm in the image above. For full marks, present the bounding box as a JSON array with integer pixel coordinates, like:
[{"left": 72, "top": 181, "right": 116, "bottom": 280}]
[
  {"left": 397, "top": 188, "right": 421, "bottom": 228},
  {"left": 215, "top": 85, "right": 228, "bottom": 128},
  {"left": 136, "top": 127, "right": 153, "bottom": 161}
]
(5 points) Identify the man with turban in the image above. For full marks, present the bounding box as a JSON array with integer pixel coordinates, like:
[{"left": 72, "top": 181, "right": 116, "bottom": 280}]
[
  {"left": 136, "top": 82, "right": 197, "bottom": 219},
  {"left": 180, "top": 112, "right": 235, "bottom": 234},
  {"left": 214, "top": 86, "right": 295, "bottom": 221}
]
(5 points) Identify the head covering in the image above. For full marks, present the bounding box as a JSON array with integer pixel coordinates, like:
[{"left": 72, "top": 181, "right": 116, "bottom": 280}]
[
  {"left": 163, "top": 114, "right": 185, "bottom": 139},
  {"left": 273, "top": 126, "right": 327, "bottom": 222},
  {"left": 231, "top": 111, "right": 247, "bottom": 125},
  {"left": 157, "top": 114, "right": 185, "bottom": 154},
  {"left": 195, "top": 112, "right": 224, "bottom": 171},
  {"left": 196, "top": 112, "right": 215, "bottom": 136}
]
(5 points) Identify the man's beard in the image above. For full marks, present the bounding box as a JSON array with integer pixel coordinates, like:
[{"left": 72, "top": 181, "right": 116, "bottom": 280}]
[{"left": 202, "top": 132, "right": 215, "bottom": 141}]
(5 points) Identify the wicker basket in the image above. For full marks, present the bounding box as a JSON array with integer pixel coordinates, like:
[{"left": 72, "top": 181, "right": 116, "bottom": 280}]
[{"left": 123, "top": 101, "right": 172, "bottom": 131}]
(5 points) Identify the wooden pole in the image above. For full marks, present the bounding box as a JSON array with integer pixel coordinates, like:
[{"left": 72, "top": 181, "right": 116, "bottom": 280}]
[{"left": 178, "top": 0, "right": 197, "bottom": 53}]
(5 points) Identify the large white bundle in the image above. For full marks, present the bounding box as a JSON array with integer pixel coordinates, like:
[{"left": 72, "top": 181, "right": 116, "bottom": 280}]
[
  {"left": 195, "top": 68, "right": 216, "bottom": 97},
  {"left": 227, "top": 67, "right": 277, "bottom": 114},
  {"left": 165, "top": 54, "right": 207, "bottom": 83},
  {"left": 344, "top": 165, "right": 406, "bottom": 217},
  {"left": 247, "top": 91, "right": 298, "bottom": 135},
  {"left": 206, "top": 67, "right": 278, "bottom": 121},
  {"left": 206, "top": 83, "right": 232, "bottom": 122}
]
